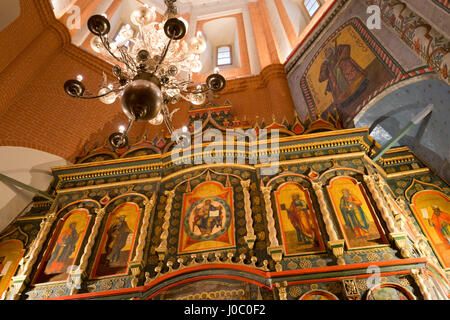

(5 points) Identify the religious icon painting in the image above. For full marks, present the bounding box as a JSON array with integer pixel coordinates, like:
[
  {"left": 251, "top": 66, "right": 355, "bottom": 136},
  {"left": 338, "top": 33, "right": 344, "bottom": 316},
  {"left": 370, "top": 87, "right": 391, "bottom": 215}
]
[
  {"left": 179, "top": 181, "right": 234, "bottom": 255},
  {"left": 299, "top": 290, "right": 339, "bottom": 300},
  {"left": 0, "top": 240, "right": 25, "bottom": 297},
  {"left": 327, "top": 176, "right": 388, "bottom": 249},
  {"left": 33, "top": 209, "right": 91, "bottom": 284},
  {"left": 366, "top": 283, "right": 415, "bottom": 300},
  {"left": 91, "top": 202, "right": 141, "bottom": 278},
  {"left": 300, "top": 19, "right": 395, "bottom": 122},
  {"left": 274, "top": 183, "right": 325, "bottom": 256},
  {"left": 410, "top": 191, "right": 450, "bottom": 270}
]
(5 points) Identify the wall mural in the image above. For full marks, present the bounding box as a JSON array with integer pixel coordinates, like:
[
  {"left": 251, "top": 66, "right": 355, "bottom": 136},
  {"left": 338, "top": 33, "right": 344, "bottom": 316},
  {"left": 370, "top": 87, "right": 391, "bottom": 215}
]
[
  {"left": 300, "top": 18, "right": 396, "bottom": 122},
  {"left": 410, "top": 191, "right": 450, "bottom": 270},
  {"left": 0, "top": 240, "right": 24, "bottom": 297},
  {"left": 33, "top": 209, "right": 91, "bottom": 284},
  {"left": 179, "top": 181, "right": 235, "bottom": 255},
  {"left": 366, "top": 283, "right": 415, "bottom": 300},
  {"left": 274, "top": 183, "right": 325, "bottom": 256},
  {"left": 299, "top": 290, "right": 339, "bottom": 300},
  {"left": 91, "top": 202, "right": 141, "bottom": 278},
  {"left": 327, "top": 176, "right": 388, "bottom": 249}
]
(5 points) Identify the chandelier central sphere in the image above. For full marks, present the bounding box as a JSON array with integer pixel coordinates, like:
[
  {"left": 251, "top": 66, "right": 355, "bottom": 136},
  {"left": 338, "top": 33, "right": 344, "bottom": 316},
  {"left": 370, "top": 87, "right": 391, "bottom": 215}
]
[
  {"left": 63, "top": 0, "right": 226, "bottom": 150},
  {"left": 121, "top": 78, "right": 163, "bottom": 121}
]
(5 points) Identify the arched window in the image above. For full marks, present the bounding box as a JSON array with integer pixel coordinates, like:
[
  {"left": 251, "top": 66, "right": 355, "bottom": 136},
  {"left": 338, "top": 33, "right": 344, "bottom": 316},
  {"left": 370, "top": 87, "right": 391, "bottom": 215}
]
[
  {"left": 216, "top": 45, "right": 232, "bottom": 66},
  {"left": 304, "top": 0, "right": 320, "bottom": 17}
]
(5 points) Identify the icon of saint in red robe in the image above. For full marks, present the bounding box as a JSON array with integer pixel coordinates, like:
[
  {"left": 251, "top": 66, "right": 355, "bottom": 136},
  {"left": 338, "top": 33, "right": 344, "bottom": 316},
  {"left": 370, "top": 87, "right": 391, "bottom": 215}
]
[
  {"left": 281, "top": 194, "right": 316, "bottom": 245},
  {"left": 429, "top": 205, "right": 450, "bottom": 247}
]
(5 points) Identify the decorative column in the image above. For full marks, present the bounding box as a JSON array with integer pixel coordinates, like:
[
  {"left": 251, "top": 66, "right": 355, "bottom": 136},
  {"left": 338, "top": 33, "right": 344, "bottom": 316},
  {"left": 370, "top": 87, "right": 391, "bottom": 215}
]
[
  {"left": 241, "top": 180, "right": 256, "bottom": 249},
  {"left": 10, "top": 203, "right": 59, "bottom": 300},
  {"left": 261, "top": 184, "right": 284, "bottom": 271},
  {"left": 156, "top": 190, "right": 175, "bottom": 262},
  {"left": 411, "top": 268, "right": 433, "bottom": 300},
  {"left": 312, "top": 182, "right": 345, "bottom": 265},
  {"left": 275, "top": 281, "right": 288, "bottom": 300},
  {"left": 129, "top": 194, "right": 156, "bottom": 288},
  {"left": 69, "top": 206, "right": 106, "bottom": 295},
  {"left": 363, "top": 174, "right": 409, "bottom": 257}
]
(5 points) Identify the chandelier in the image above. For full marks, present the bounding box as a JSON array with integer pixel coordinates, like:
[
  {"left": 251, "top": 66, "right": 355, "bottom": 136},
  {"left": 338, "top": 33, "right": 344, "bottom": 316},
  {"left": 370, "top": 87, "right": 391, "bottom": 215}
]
[{"left": 63, "top": 0, "right": 226, "bottom": 149}]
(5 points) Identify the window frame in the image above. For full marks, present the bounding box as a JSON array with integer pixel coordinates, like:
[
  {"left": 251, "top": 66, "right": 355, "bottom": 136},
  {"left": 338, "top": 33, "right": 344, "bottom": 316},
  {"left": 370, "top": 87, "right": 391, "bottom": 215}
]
[
  {"left": 216, "top": 45, "right": 233, "bottom": 67},
  {"left": 302, "top": 0, "right": 321, "bottom": 18}
]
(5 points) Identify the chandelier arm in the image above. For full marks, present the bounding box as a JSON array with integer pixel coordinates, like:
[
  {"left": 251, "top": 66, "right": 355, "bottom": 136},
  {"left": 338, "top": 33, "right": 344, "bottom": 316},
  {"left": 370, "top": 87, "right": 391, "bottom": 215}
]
[
  {"left": 163, "top": 114, "right": 174, "bottom": 135},
  {"left": 180, "top": 88, "right": 209, "bottom": 95},
  {"left": 100, "top": 35, "right": 136, "bottom": 73},
  {"left": 118, "top": 46, "right": 138, "bottom": 73},
  {"left": 178, "top": 92, "right": 194, "bottom": 103},
  {"left": 75, "top": 88, "right": 123, "bottom": 100},
  {"left": 124, "top": 118, "right": 134, "bottom": 136},
  {"left": 153, "top": 38, "right": 173, "bottom": 75}
]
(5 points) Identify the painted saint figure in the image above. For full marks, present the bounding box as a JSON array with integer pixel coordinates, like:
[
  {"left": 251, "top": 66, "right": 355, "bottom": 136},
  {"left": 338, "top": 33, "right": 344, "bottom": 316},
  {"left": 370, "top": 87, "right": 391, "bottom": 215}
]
[
  {"left": 192, "top": 199, "right": 223, "bottom": 236},
  {"left": 339, "top": 189, "right": 370, "bottom": 238},
  {"left": 281, "top": 194, "right": 316, "bottom": 245},
  {"left": 105, "top": 215, "right": 131, "bottom": 265},
  {"left": 46, "top": 222, "right": 79, "bottom": 274},
  {"left": 429, "top": 205, "right": 450, "bottom": 247},
  {"left": 319, "top": 41, "right": 368, "bottom": 107}
]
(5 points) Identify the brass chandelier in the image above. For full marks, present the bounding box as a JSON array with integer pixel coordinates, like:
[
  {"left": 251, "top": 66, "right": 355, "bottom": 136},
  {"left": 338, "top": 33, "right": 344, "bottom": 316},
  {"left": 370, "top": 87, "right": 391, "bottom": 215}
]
[{"left": 64, "top": 0, "right": 226, "bottom": 149}]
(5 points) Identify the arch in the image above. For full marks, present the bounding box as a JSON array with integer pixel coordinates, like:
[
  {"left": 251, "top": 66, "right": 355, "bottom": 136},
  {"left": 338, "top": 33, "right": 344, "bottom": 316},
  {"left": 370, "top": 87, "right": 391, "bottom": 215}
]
[
  {"left": 299, "top": 289, "right": 339, "bottom": 300},
  {"left": 354, "top": 78, "right": 449, "bottom": 182},
  {"left": 0, "top": 0, "right": 21, "bottom": 32},
  {"left": 365, "top": 282, "right": 416, "bottom": 300},
  {"left": 0, "top": 146, "right": 69, "bottom": 233}
]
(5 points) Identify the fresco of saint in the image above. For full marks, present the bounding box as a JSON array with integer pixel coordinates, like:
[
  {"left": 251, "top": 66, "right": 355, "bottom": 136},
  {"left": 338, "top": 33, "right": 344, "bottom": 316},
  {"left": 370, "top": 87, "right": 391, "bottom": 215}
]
[
  {"left": 339, "top": 188, "right": 370, "bottom": 238},
  {"left": 429, "top": 205, "right": 450, "bottom": 247},
  {"left": 91, "top": 203, "right": 140, "bottom": 278},
  {"left": 45, "top": 222, "right": 79, "bottom": 274},
  {"left": 105, "top": 215, "right": 132, "bottom": 265},
  {"left": 319, "top": 41, "right": 368, "bottom": 108},
  {"left": 280, "top": 194, "right": 316, "bottom": 245},
  {"left": 192, "top": 199, "right": 224, "bottom": 237}
]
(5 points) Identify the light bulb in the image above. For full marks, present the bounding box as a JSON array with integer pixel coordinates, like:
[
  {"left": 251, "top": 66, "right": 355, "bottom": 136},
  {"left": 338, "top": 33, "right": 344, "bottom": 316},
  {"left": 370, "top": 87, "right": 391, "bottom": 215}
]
[
  {"left": 189, "top": 92, "right": 206, "bottom": 105},
  {"left": 190, "top": 59, "right": 202, "bottom": 73},
  {"left": 182, "top": 126, "right": 188, "bottom": 133},
  {"left": 99, "top": 87, "right": 117, "bottom": 104},
  {"left": 188, "top": 35, "right": 206, "bottom": 54},
  {"left": 118, "top": 125, "right": 126, "bottom": 133},
  {"left": 214, "top": 67, "right": 220, "bottom": 74},
  {"left": 130, "top": 6, "right": 156, "bottom": 26},
  {"left": 76, "top": 75, "right": 83, "bottom": 81}
]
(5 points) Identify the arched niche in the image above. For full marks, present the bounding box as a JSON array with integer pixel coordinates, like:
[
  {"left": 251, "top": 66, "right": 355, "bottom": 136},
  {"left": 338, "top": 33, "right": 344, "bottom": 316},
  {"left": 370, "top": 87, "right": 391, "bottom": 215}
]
[
  {"left": 0, "top": 146, "right": 70, "bottom": 233},
  {"left": 200, "top": 17, "right": 241, "bottom": 75}
]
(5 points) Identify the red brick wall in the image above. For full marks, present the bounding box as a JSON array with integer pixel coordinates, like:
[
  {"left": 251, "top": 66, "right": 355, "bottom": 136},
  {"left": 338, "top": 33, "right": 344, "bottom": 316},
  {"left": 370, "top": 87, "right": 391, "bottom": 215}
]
[{"left": 0, "top": 0, "right": 296, "bottom": 162}]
